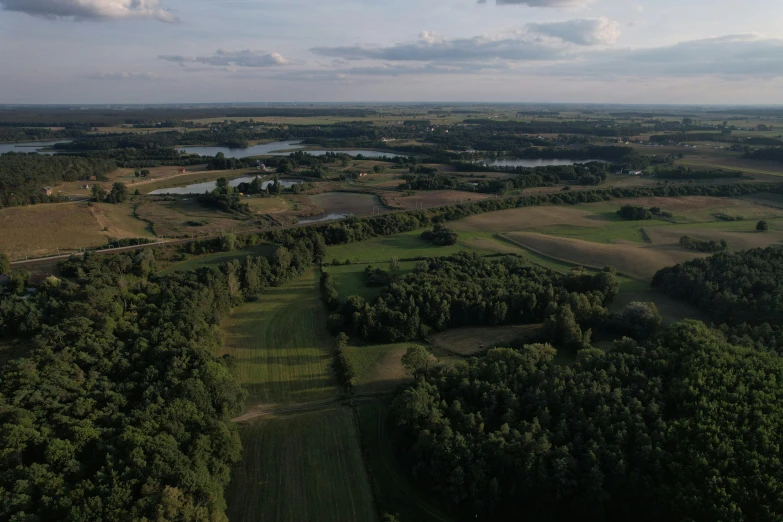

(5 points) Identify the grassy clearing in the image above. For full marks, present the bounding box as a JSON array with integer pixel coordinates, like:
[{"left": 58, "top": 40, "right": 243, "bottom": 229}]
[
  {"left": 244, "top": 196, "right": 290, "bottom": 213},
  {"left": 356, "top": 399, "right": 455, "bottom": 522},
  {"left": 220, "top": 269, "right": 336, "bottom": 405},
  {"left": 135, "top": 198, "right": 256, "bottom": 238},
  {"left": 308, "top": 192, "right": 381, "bottom": 215},
  {"left": 228, "top": 407, "right": 376, "bottom": 522},
  {"left": 324, "top": 261, "right": 417, "bottom": 300},
  {"left": 162, "top": 244, "right": 277, "bottom": 274},
  {"left": 429, "top": 325, "right": 544, "bottom": 356}
]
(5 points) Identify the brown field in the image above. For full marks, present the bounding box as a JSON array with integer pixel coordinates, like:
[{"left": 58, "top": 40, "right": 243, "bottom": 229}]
[
  {"left": 453, "top": 205, "right": 606, "bottom": 233},
  {"left": 430, "top": 325, "right": 544, "bottom": 356},
  {"left": 307, "top": 192, "right": 381, "bottom": 215},
  {"left": 0, "top": 202, "right": 129, "bottom": 260},
  {"left": 644, "top": 226, "right": 783, "bottom": 251},
  {"left": 502, "top": 231, "right": 706, "bottom": 280},
  {"left": 614, "top": 195, "right": 760, "bottom": 213},
  {"left": 384, "top": 190, "right": 491, "bottom": 210},
  {"left": 741, "top": 192, "right": 783, "bottom": 209}
]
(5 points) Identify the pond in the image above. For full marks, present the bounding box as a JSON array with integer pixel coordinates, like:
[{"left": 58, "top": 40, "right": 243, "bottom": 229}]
[
  {"left": 149, "top": 176, "right": 302, "bottom": 195},
  {"left": 179, "top": 140, "right": 406, "bottom": 159},
  {"left": 0, "top": 140, "right": 73, "bottom": 155},
  {"left": 298, "top": 213, "right": 349, "bottom": 224},
  {"left": 480, "top": 158, "right": 606, "bottom": 168}
]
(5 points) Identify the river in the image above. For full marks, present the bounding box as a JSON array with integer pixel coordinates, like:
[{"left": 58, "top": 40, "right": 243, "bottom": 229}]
[
  {"left": 0, "top": 140, "right": 72, "bottom": 155},
  {"left": 481, "top": 158, "right": 606, "bottom": 168},
  {"left": 179, "top": 140, "right": 405, "bottom": 159}
]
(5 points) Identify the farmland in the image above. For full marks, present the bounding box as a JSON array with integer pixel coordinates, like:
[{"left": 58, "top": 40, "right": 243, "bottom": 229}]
[
  {"left": 220, "top": 269, "right": 336, "bottom": 406},
  {"left": 227, "top": 407, "right": 376, "bottom": 522}
]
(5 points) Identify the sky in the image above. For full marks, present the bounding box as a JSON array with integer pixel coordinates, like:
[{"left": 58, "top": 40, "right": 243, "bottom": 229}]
[{"left": 1, "top": 0, "right": 783, "bottom": 104}]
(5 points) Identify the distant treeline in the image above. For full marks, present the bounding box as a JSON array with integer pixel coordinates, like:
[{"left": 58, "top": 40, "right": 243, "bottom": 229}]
[
  {"left": 0, "top": 127, "right": 83, "bottom": 143},
  {"left": 0, "top": 153, "right": 117, "bottom": 208}
]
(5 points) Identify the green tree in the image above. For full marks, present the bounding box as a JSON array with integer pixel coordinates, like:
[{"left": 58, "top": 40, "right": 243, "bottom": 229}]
[
  {"left": 7, "top": 269, "right": 29, "bottom": 295},
  {"left": 401, "top": 345, "right": 431, "bottom": 379},
  {"left": 0, "top": 253, "right": 9, "bottom": 275},
  {"left": 221, "top": 232, "right": 237, "bottom": 252},
  {"left": 91, "top": 183, "right": 104, "bottom": 202},
  {"left": 757, "top": 220, "right": 769, "bottom": 232},
  {"left": 389, "top": 257, "right": 400, "bottom": 273}
]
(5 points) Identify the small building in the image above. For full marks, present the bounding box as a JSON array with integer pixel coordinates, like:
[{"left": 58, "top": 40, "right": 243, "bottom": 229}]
[
  {"left": 358, "top": 172, "right": 368, "bottom": 178},
  {"left": 42, "top": 187, "right": 52, "bottom": 196},
  {"left": 178, "top": 168, "right": 187, "bottom": 174},
  {"left": 81, "top": 184, "right": 91, "bottom": 190}
]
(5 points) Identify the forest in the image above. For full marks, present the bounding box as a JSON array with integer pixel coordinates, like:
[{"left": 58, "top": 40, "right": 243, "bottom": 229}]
[
  {"left": 392, "top": 321, "right": 783, "bottom": 521},
  {"left": 653, "top": 246, "right": 783, "bottom": 352},
  {"left": 0, "top": 233, "right": 324, "bottom": 520},
  {"left": 0, "top": 153, "right": 117, "bottom": 207},
  {"left": 327, "top": 253, "right": 618, "bottom": 343}
]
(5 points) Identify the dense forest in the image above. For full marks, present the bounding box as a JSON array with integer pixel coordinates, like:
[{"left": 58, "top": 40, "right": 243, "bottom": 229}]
[
  {"left": 0, "top": 233, "right": 324, "bottom": 520},
  {"left": 328, "top": 253, "right": 618, "bottom": 343},
  {"left": 653, "top": 246, "right": 783, "bottom": 352},
  {"left": 392, "top": 321, "right": 783, "bottom": 521},
  {"left": 0, "top": 153, "right": 117, "bottom": 207}
]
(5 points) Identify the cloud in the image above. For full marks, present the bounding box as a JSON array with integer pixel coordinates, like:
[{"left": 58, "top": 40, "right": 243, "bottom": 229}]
[
  {"left": 159, "top": 49, "right": 292, "bottom": 68},
  {"left": 0, "top": 0, "right": 178, "bottom": 22},
  {"left": 543, "top": 34, "right": 783, "bottom": 78},
  {"left": 311, "top": 30, "right": 570, "bottom": 63},
  {"left": 527, "top": 17, "right": 620, "bottom": 45},
  {"left": 479, "top": 0, "right": 596, "bottom": 8},
  {"left": 85, "top": 72, "right": 159, "bottom": 80}
]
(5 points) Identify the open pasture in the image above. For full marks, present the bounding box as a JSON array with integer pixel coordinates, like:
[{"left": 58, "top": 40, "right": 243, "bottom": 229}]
[
  {"left": 135, "top": 198, "right": 257, "bottom": 238},
  {"left": 220, "top": 269, "right": 336, "bottom": 406},
  {"left": 308, "top": 191, "right": 382, "bottom": 216},
  {"left": 384, "top": 190, "right": 492, "bottom": 210},
  {"left": 227, "top": 406, "right": 376, "bottom": 522},
  {"left": 503, "top": 231, "right": 706, "bottom": 279}
]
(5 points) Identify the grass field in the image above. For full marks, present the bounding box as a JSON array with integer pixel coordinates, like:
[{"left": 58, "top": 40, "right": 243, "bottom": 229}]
[
  {"left": 162, "top": 244, "right": 277, "bottom": 274},
  {"left": 245, "top": 196, "right": 290, "bottom": 213},
  {"left": 356, "top": 399, "right": 455, "bottom": 522},
  {"left": 227, "top": 407, "right": 376, "bottom": 522},
  {"left": 308, "top": 192, "right": 382, "bottom": 215},
  {"left": 135, "top": 198, "right": 256, "bottom": 238},
  {"left": 220, "top": 269, "right": 336, "bottom": 405},
  {"left": 384, "top": 190, "right": 491, "bottom": 210}
]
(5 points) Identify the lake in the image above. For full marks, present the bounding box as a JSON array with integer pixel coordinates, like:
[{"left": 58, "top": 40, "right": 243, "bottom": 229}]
[
  {"left": 179, "top": 140, "right": 405, "bottom": 159},
  {"left": 481, "top": 158, "right": 606, "bottom": 168},
  {"left": 0, "top": 140, "right": 72, "bottom": 155},
  {"left": 149, "top": 176, "right": 302, "bottom": 195}
]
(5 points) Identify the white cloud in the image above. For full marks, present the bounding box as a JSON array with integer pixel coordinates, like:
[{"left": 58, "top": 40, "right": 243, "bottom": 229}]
[
  {"left": 527, "top": 17, "right": 620, "bottom": 45},
  {"left": 159, "top": 49, "right": 292, "bottom": 68},
  {"left": 480, "top": 0, "right": 597, "bottom": 8},
  {"left": 542, "top": 34, "right": 783, "bottom": 78},
  {"left": 85, "top": 72, "right": 159, "bottom": 80},
  {"left": 310, "top": 30, "right": 571, "bottom": 63},
  {"left": 0, "top": 0, "right": 178, "bottom": 22}
]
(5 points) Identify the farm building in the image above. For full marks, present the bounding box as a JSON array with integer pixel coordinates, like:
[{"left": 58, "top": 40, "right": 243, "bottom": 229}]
[
  {"left": 178, "top": 168, "right": 187, "bottom": 174},
  {"left": 42, "top": 187, "right": 52, "bottom": 196}
]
